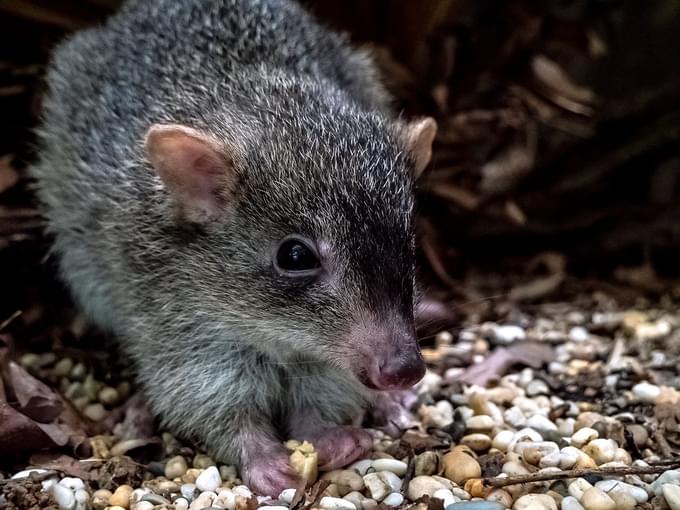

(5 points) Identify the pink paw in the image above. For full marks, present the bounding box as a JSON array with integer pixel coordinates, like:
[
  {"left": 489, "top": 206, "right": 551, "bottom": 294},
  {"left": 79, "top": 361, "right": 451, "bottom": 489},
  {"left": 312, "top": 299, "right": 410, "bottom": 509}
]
[
  {"left": 242, "top": 450, "right": 301, "bottom": 497},
  {"left": 369, "top": 390, "right": 418, "bottom": 437},
  {"left": 304, "top": 426, "right": 373, "bottom": 471}
]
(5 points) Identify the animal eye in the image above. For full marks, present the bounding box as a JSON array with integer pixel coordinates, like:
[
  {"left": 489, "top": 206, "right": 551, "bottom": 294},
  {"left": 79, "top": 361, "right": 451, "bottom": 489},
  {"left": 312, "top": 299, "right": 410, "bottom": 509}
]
[{"left": 275, "top": 236, "right": 321, "bottom": 275}]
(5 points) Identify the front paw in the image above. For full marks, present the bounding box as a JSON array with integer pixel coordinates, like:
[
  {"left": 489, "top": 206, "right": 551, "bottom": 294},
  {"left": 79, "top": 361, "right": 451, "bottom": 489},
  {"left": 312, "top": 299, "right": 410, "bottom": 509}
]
[
  {"left": 369, "top": 390, "right": 418, "bottom": 436},
  {"left": 241, "top": 450, "right": 301, "bottom": 497},
  {"left": 298, "top": 426, "right": 373, "bottom": 471}
]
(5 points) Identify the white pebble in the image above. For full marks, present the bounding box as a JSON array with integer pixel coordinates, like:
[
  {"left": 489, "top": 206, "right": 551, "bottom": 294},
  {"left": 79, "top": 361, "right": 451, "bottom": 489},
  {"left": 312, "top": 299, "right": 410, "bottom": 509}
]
[
  {"left": 74, "top": 489, "right": 89, "bottom": 505},
  {"left": 526, "top": 379, "right": 550, "bottom": 396},
  {"left": 580, "top": 487, "right": 616, "bottom": 510},
  {"left": 50, "top": 483, "right": 76, "bottom": 510},
  {"left": 513, "top": 493, "right": 557, "bottom": 510},
  {"left": 466, "top": 415, "right": 496, "bottom": 432},
  {"left": 232, "top": 485, "right": 253, "bottom": 498},
  {"left": 363, "top": 473, "right": 390, "bottom": 501},
  {"left": 279, "top": 488, "right": 297, "bottom": 504},
  {"left": 215, "top": 489, "right": 236, "bottom": 510},
  {"left": 492, "top": 430, "right": 515, "bottom": 452},
  {"left": 561, "top": 496, "right": 585, "bottom": 510},
  {"left": 382, "top": 493, "right": 404, "bottom": 507},
  {"left": 526, "top": 414, "right": 558, "bottom": 433},
  {"left": 320, "top": 496, "right": 357, "bottom": 510},
  {"left": 493, "top": 325, "right": 526, "bottom": 344},
  {"left": 371, "top": 459, "right": 407, "bottom": 477},
  {"left": 175, "top": 498, "right": 189, "bottom": 510},
  {"left": 405, "top": 476, "right": 448, "bottom": 500},
  {"left": 560, "top": 447, "right": 583, "bottom": 470},
  {"left": 632, "top": 382, "right": 661, "bottom": 403},
  {"left": 504, "top": 407, "right": 527, "bottom": 429},
  {"left": 195, "top": 466, "right": 221, "bottom": 492},
  {"left": 432, "top": 489, "right": 457, "bottom": 507},
  {"left": 663, "top": 484, "right": 680, "bottom": 510},
  {"left": 652, "top": 470, "right": 680, "bottom": 495},
  {"left": 583, "top": 439, "right": 617, "bottom": 465},
  {"left": 349, "top": 459, "right": 373, "bottom": 476},
  {"left": 595, "top": 480, "right": 648, "bottom": 503},
  {"left": 59, "top": 477, "right": 85, "bottom": 492},
  {"left": 133, "top": 502, "right": 154, "bottom": 510},
  {"left": 569, "top": 327, "right": 589, "bottom": 342},
  {"left": 571, "top": 427, "right": 598, "bottom": 448},
  {"left": 189, "top": 491, "right": 216, "bottom": 510},
  {"left": 11, "top": 468, "right": 48, "bottom": 479},
  {"left": 568, "top": 478, "right": 593, "bottom": 500}
]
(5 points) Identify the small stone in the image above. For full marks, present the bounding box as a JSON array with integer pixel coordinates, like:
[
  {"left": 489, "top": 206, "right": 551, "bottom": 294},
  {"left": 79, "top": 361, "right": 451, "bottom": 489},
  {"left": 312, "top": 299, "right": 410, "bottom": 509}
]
[
  {"left": 132, "top": 503, "right": 154, "bottom": 510},
  {"left": 582, "top": 439, "right": 617, "bottom": 465},
  {"left": 20, "top": 353, "right": 41, "bottom": 369},
  {"left": 98, "top": 386, "right": 120, "bottom": 405},
  {"left": 195, "top": 466, "right": 222, "bottom": 492},
  {"left": 371, "top": 459, "right": 408, "bottom": 477},
  {"left": 568, "top": 479, "right": 593, "bottom": 500},
  {"left": 59, "top": 477, "right": 85, "bottom": 491},
  {"left": 180, "top": 483, "right": 198, "bottom": 501},
  {"left": 70, "top": 362, "right": 87, "bottom": 380},
  {"left": 382, "top": 493, "right": 404, "bottom": 507},
  {"left": 110, "top": 485, "right": 133, "bottom": 508},
  {"left": 580, "top": 487, "right": 616, "bottom": 510},
  {"left": 349, "top": 459, "right": 373, "bottom": 475},
  {"left": 486, "top": 489, "right": 513, "bottom": 508},
  {"left": 140, "top": 493, "right": 170, "bottom": 505},
  {"left": 189, "top": 491, "right": 216, "bottom": 510},
  {"left": 193, "top": 453, "right": 216, "bottom": 469},
  {"left": 174, "top": 498, "right": 189, "bottom": 510},
  {"left": 632, "top": 382, "right": 662, "bottom": 403},
  {"left": 442, "top": 446, "right": 482, "bottom": 485},
  {"left": 406, "top": 476, "right": 448, "bottom": 500},
  {"left": 492, "top": 325, "right": 526, "bottom": 344},
  {"left": 419, "top": 400, "right": 454, "bottom": 428},
  {"left": 594, "top": 480, "right": 648, "bottom": 503},
  {"left": 322, "top": 470, "right": 365, "bottom": 495},
  {"left": 11, "top": 468, "right": 48, "bottom": 479},
  {"left": 491, "top": 430, "right": 514, "bottom": 452},
  {"left": 626, "top": 424, "right": 649, "bottom": 448},
  {"left": 607, "top": 491, "right": 637, "bottom": 510},
  {"left": 526, "top": 415, "right": 558, "bottom": 434},
  {"left": 219, "top": 465, "right": 238, "bottom": 481},
  {"left": 91, "top": 489, "right": 112, "bottom": 510},
  {"left": 663, "top": 483, "right": 680, "bottom": 510},
  {"left": 466, "top": 415, "right": 495, "bottom": 434},
  {"left": 279, "top": 488, "right": 297, "bottom": 504},
  {"left": 526, "top": 380, "right": 550, "bottom": 397},
  {"left": 50, "top": 483, "right": 76, "bottom": 510},
  {"left": 561, "top": 496, "right": 585, "bottom": 510},
  {"left": 446, "top": 503, "right": 505, "bottom": 510},
  {"left": 461, "top": 433, "right": 492, "bottom": 452},
  {"left": 414, "top": 451, "right": 440, "bottom": 476},
  {"left": 513, "top": 494, "right": 557, "bottom": 510},
  {"left": 651, "top": 469, "right": 680, "bottom": 495},
  {"left": 571, "top": 427, "right": 598, "bottom": 448},
  {"left": 343, "top": 491, "right": 365, "bottom": 510},
  {"left": 432, "top": 488, "right": 457, "bottom": 507},
  {"left": 363, "top": 473, "right": 390, "bottom": 501},
  {"left": 504, "top": 407, "right": 527, "bottom": 429},
  {"left": 83, "top": 403, "right": 106, "bottom": 421},
  {"left": 53, "top": 357, "right": 74, "bottom": 377}
]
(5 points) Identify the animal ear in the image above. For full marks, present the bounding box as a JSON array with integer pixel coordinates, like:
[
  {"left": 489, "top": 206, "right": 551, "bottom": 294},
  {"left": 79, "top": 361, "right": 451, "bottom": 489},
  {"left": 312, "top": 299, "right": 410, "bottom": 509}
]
[
  {"left": 402, "top": 117, "right": 437, "bottom": 179},
  {"left": 144, "top": 124, "right": 236, "bottom": 224}
]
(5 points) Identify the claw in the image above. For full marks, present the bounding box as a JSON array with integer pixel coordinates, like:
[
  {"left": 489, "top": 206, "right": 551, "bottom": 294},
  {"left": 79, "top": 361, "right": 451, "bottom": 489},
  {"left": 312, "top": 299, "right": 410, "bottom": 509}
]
[{"left": 242, "top": 450, "right": 301, "bottom": 497}]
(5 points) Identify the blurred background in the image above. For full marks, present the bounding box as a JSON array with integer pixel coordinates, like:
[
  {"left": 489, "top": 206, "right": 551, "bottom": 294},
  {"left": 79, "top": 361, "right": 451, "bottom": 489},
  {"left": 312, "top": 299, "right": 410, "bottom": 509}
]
[{"left": 1, "top": 0, "right": 680, "bottom": 332}]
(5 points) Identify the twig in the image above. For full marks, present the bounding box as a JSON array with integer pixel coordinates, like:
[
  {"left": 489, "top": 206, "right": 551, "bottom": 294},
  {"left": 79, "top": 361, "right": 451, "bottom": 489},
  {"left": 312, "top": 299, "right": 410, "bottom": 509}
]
[{"left": 479, "top": 461, "right": 680, "bottom": 488}]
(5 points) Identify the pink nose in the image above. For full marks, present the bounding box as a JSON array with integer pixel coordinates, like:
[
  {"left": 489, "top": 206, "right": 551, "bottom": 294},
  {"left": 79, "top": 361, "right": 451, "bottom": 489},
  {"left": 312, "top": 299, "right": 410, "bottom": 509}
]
[{"left": 370, "top": 344, "right": 426, "bottom": 390}]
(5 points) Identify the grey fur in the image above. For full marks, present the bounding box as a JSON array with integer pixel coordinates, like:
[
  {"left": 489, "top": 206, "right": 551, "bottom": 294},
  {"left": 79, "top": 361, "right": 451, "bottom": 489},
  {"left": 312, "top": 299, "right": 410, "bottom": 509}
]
[{"left": 32, "top": 0, "right": 420, "bottom": 484}]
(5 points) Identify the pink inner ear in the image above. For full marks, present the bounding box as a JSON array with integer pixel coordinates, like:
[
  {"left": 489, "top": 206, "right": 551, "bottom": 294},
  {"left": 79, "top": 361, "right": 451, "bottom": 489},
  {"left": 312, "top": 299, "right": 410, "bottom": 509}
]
[{"left": 144, "top": 124, "right": 233, "bottom": 223}]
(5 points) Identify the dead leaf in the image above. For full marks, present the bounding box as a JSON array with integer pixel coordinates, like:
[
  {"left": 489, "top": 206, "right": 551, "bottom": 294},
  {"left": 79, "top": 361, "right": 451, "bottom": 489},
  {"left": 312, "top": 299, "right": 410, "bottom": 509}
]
[
  {"left": 9, "top": 361, "right": 64, "bottom": 422},
  {"left": 454, "top": 342, "right": 555, "bottom": 386}
]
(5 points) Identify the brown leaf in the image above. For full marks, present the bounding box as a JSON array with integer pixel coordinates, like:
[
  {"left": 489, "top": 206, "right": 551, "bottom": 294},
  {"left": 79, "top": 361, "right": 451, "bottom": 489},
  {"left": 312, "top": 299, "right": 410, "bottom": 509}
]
[
  {"left": 8, "top": 361, "right": 64, "bottom": 422},
  {"left": 28, "top": 453, "right": 100, "bottom": 481},
  {"left": 454, "top": 342, "right": 555, "bottom": 386}
]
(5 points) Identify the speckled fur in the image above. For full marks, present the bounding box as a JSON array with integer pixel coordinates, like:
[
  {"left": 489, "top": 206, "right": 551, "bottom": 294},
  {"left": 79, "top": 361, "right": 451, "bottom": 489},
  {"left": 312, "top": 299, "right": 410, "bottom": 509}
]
[{"left": 32, "top": 0, "right": 419, "bottom": 477}]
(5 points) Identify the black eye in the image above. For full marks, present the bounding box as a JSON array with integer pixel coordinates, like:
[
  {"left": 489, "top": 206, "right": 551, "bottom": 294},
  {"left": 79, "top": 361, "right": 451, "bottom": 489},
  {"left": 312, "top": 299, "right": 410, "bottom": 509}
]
[{"left": 275, "top": 236, "right": 321, "bottom": 276}]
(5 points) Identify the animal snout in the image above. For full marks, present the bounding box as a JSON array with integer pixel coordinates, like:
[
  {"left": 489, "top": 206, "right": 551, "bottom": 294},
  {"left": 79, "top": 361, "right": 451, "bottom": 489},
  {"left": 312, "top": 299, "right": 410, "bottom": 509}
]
[{"left": 369, "top": 340, "right": 425, "bottom": 390}]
